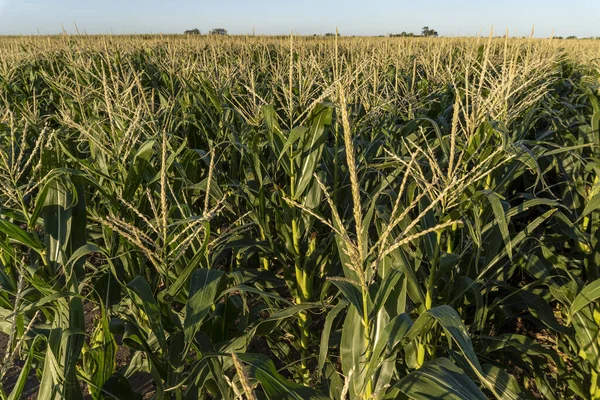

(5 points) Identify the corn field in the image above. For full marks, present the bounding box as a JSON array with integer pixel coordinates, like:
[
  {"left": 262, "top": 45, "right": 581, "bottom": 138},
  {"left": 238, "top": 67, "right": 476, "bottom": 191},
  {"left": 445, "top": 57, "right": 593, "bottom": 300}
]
[{"left": 0, "top": 34, "right": 599, "bottom": 399}]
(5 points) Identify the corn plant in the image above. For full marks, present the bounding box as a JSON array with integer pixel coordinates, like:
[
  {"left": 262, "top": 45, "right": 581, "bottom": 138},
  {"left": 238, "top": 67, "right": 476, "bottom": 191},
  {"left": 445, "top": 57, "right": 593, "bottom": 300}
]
[{"left": 0, "top": 34, "right": 599, "bottom": 400}]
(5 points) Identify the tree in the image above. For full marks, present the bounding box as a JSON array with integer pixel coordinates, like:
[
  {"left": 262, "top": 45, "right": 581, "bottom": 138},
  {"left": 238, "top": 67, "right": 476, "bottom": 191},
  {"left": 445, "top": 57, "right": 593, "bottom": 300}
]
[
  {"left": 421, "top": 26, "right": 438, "bottom": 37},
  {"left": 184, "top": 28, "right": 200, "bottom": 35},
  {"left": 209, "top": 28, "right": 228, "bottom": 35},
  {"left": 390, "top": 32, "right": 415, "bottom": 37},
  {"left": 324, "top": 32, "right": 340, "bottom": 37}
]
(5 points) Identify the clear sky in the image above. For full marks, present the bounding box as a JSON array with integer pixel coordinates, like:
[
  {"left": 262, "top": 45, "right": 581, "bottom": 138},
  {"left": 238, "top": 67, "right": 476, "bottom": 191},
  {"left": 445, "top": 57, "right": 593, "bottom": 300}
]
[{"left": 0, "top": 0, "right": 598, "bottom": 38}]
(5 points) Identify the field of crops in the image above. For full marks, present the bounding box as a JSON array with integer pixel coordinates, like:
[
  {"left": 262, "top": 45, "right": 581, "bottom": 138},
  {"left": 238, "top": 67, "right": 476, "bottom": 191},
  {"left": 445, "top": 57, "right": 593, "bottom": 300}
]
[{"left": 0, "top": 34, "right": 599, "bottom": 399}]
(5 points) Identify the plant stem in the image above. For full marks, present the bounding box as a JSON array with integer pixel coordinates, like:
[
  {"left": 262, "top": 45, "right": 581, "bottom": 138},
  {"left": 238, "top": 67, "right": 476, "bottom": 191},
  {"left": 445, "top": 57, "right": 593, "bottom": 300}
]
[
  {"left": 447, "top": 222, "right": 458, "bottom": 253},
  {"left": 290, "top": 157, "right": 311, "bottom": 381},
  {"left": 362, "top": 286, "right": 373, "bottom": 399}
]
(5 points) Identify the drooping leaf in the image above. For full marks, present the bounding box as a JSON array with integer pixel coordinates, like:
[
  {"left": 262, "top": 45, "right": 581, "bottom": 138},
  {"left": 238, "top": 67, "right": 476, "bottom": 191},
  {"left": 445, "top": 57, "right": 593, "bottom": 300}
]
[
  {"left": 329, "top": 278, "right": 367, "bottom": 318},
  {"left": 127, "top": 276, "right": 168, "bottom": 352},
  {"left": 363, "top": 313, "right": 413, "bottom": 385},
  {"left": 340, "top": 304, "right": 367, "bottom": 398},
  {"left": 482, "top": 190, "right": 512, "bottom": 260},
  {"left": 318, "top": 300, "right": 348, "bottom": 378},
  {"left": 572, "top": 308, "right": 600, "bottom": 373},
  {"left": 581, "top": 191, "right": 600, "bottom": 219},
  {"left": 184, "top": 269, "right": 225, "bottom": 349},
  {"left": 0, "top": 219, "right": 44, "bottom": 251},
  {"left": 571, "top": 278, "right": 600, "bottom": 317},
  {"left": 236, "top": 353, "right": 329, "bottom": 400},
  {"left": 294, "top": 104, "right": 333, "bottom": 199},
  {"left": 395, "top": 357, "right": 487, "bottom": 400}
]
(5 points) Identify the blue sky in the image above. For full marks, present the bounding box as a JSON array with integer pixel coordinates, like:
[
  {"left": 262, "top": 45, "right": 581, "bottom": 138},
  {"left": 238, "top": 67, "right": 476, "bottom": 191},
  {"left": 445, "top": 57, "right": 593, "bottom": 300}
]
[{"left": 0, "top": 0, "right": 597, "bottom": 37}]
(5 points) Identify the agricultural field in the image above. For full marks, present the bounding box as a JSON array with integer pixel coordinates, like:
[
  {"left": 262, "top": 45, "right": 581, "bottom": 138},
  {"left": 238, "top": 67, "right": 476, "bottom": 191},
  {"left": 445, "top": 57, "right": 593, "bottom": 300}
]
[{"left": 0, "top": 34, "right": 599, "bottom": 399}]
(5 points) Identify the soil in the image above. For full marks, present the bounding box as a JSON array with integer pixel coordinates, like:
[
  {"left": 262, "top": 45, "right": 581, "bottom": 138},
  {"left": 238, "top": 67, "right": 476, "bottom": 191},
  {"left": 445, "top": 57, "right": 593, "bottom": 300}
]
[
  {"left": 1, "top": 331, "right": 40, "bottom": 400},
  {"left": 0, "top": 303, "right": 155, "bottom": 399},
  {"left": 0, "top": 331, "right": 7, "bottom": 360}
]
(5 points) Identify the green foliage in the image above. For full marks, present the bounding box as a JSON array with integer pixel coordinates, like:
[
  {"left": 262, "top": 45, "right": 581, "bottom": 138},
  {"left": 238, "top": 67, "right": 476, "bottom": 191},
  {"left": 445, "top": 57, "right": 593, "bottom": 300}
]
[{"left": 0, "top": 34, "right": 599, "bottom": 399}]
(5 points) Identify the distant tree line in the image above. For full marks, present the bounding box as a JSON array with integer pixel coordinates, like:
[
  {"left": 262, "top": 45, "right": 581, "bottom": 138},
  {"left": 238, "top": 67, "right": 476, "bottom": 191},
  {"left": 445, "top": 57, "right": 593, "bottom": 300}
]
[
  {"left": 389, "top": 26, "right": 438, "bottom": 37},
  {"left": 389, "top": 32, "right": 416, "bottom": 37},
  {"left": 421, "top": 26, "right": 438, "bottom": 37},
  {"left": 209, "top": 28, "right": 228, "bottom": 35},
  {"left": 555, "top": 36, "right": 600, "bottom": 40},
  {"left": 184, "top": 28, "right": 228, "bottom": 35},
  {"left": 182, "top": 27, "right": 596, "bottom": 39}
]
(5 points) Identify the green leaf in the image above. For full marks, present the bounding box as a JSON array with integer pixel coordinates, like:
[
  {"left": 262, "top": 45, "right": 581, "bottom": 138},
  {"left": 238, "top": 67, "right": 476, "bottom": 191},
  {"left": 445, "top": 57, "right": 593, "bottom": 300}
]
[
  {"left": 581, "top": 192, "right": 600, "bottom": 219},
  {"left": 278, "top": 125, "right": 308, "bottom": 163},
  {"left": 572, "top": 308, "right": 600, "bottom": 372},
  {"left": 236, "top": 353, "right": 328, "bottom": 400},
  {"left": 340, "top": 305, "right": 367, "bottom": 398},
  {"left": 164, "top": 227, "right": 211, "bottom": 300},
  {"left": 43, "top": 176, "right": 74, "bottom": 269},
  {"left": 29, "top": 170, "right": 65, "bottom": 229},
  {"left": 254, "top": 303, "right": 316, "bottom": 336},
  {"left": 318, "top": 300, "right": 348, "bottom": 378},
  {"left": 183, "top": 269, "right": 224, "bottom": 349},
  {"left": 127, "top": 276, "right": 168, "bottom": 352},
  {"left": 0, "top": 219, "right": 43, "bottom": 251},
  {"left": 64, "top": 297, "right": 85, "bottom": 400},
  {"left": 15, "top": 292, "right": 79, "bottom": 316},
  {"left": 67, "top": 176, "right": 87, "bottom": 279},
  {"left": 390, "top": 247, "right": 427, "bottom": 307},
  {"left": 38, "top": 323, "right": 67, "bottom": 400},
  {"left": 481, "top": 364, "right": 534, "bottom": 400},
  {"left": 363, "top": 313, "right": 413, "bottom": 384},
  {"left": 329, "top": 278, "right": 367, "bottom": 318},
  {"left": 84, "top": 308, "right": 117, "bottom": 400},
  {"left": 592, "top": 110, "right": 599, "bottom": 141},
  {"left": 123, "top": 140, "right": 156, "bottom": 200},
  {"left": 482, "top": 190, "right": 512, "bottom": 260},
  {"left": 518, "top": 291, "right": 570, "bottom": 333},
  {"left": 414, "top": 117, "right": 449, "bottom": 162},
  {"left": 370, "top": 268, "right": 402, "bottom": 319},
  {"left": 219, "top": 284, "right": 295, "bottom": 306},
  {"left": 65, "top": 243, "right": 103, "bottom": 271},
  {"left": 571, "top": 278, "right": 600, "bottom": 317},
  {"left": 396, "top": 357, "right": 487, "bottom": 400},
  {"left": 294, "top": 104, "right": 332, "bottom": 199},
  {"left": 457, "top": 209, "right": 557, "bottom": 302},
  {"left": 403, "top": 306, "right": 522, "bottom": 400},
  {"left": 8, "top": 336, "right": 43, "bottom": 400}
]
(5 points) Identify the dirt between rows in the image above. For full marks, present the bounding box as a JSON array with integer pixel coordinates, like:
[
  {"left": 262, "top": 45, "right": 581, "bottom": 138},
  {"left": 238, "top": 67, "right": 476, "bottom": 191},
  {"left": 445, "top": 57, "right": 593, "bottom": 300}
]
[{"left": 0, "top": 304, "right": 155, "bottom": 399}]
